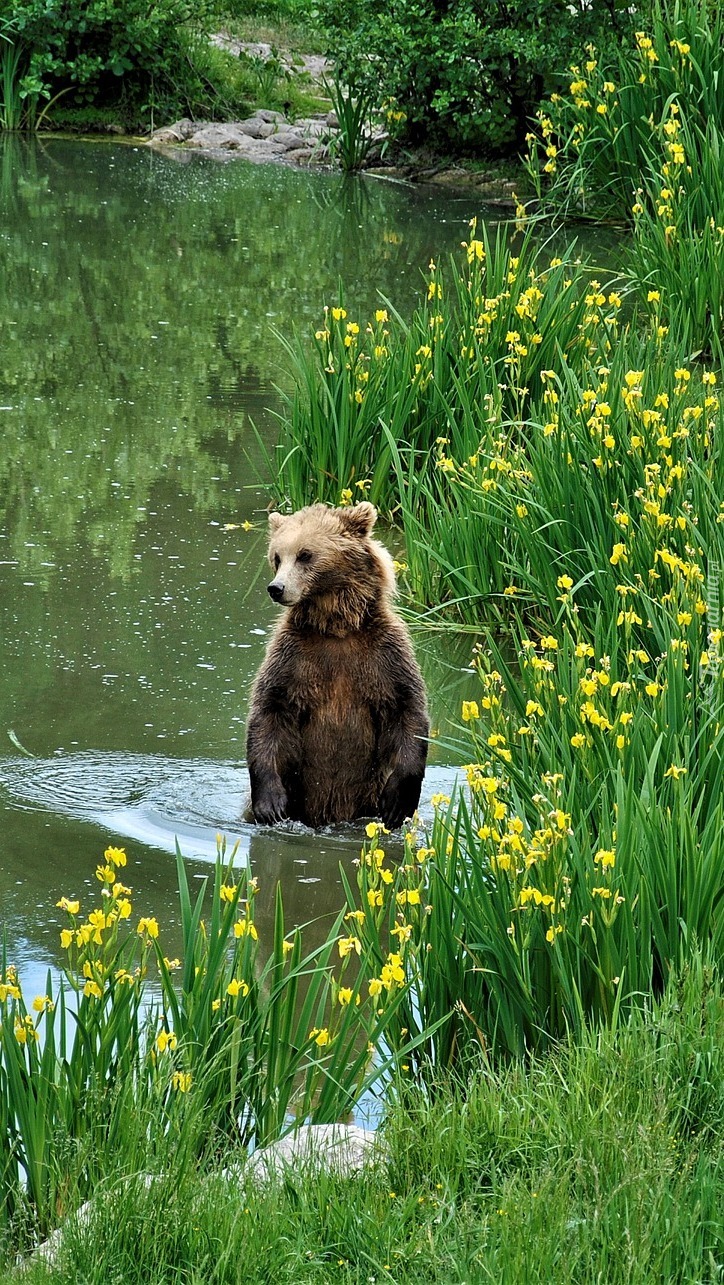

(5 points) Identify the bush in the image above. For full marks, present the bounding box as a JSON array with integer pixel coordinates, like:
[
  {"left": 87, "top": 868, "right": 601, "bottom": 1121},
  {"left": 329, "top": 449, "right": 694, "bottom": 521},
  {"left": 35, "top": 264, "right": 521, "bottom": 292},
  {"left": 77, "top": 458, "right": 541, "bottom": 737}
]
[
  {"left": 317, "top": 0, "right": 635, "bottom": 158},
  {"left": 0, "top": 0, "right": 240, "bottom": 129}
]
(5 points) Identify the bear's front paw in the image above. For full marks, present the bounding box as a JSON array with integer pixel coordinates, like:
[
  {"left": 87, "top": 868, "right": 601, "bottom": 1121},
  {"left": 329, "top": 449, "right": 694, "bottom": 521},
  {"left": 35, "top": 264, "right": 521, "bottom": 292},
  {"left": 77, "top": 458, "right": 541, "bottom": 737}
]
[
  {"left": 252, "top": 786, "right": 289, "bottom": 826},
  {"left": 379, "top": 772, "right": 423, "bottom": 830}
]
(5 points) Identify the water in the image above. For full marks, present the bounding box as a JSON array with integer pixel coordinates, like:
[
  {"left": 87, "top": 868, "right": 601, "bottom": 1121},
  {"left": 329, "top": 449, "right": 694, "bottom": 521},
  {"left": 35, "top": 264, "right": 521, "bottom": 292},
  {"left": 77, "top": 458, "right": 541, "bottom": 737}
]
[{"left": 0, "top": 136, "right": 502, "bottom": 992}]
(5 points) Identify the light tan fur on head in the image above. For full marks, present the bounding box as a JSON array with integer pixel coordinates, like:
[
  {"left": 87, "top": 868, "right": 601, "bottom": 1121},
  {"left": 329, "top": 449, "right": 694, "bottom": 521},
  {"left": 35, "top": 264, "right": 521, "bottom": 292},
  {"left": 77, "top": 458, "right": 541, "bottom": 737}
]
[{"left": 266, "top": 503, "right": 396, "bottom": 627}]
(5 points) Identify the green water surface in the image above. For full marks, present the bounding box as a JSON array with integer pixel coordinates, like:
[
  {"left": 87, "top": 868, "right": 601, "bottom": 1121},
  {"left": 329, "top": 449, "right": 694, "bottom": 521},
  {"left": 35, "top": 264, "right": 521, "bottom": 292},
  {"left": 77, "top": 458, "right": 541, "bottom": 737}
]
[{"left": 1, "top": 137, "right": 510, "bottom": 991}]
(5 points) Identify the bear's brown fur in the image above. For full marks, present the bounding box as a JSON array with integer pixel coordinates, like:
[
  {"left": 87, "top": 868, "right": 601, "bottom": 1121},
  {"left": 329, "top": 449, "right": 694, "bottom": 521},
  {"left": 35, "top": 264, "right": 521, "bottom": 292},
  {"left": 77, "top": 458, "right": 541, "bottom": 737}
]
[{"left": 246, "top": 502, "right": 429, "bottom": 828}]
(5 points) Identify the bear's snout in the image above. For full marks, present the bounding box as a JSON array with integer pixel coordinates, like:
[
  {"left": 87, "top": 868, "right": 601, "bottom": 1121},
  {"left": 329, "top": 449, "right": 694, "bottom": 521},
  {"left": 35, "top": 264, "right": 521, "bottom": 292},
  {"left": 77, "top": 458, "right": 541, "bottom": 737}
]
[{"left": 268, "top": 581, "right": 285, "bottom": 603}]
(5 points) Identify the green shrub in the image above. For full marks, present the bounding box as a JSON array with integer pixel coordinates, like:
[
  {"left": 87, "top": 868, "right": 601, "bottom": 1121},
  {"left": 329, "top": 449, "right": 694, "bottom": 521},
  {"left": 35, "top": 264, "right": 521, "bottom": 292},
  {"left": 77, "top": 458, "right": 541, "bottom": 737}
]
[
  {"left": 0, "top": 0, "right": 245, "bottom": 129},
  {"left": 317, "top": 0, "right": 634, "bottom": 158}
]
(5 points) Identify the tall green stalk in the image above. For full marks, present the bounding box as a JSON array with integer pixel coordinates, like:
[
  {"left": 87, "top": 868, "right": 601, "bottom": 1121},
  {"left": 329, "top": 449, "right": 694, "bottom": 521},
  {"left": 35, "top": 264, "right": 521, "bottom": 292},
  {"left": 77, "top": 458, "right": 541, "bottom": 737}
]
[{"left": 324, "top": 75, "right": 377, "bottom": 171}]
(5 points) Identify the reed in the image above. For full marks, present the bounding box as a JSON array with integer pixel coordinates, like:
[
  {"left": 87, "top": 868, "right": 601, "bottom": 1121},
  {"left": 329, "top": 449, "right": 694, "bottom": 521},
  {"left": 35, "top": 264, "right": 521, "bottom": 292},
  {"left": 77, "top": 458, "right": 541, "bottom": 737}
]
[{"left": 323, "top": 75, "right": 377, "bottom": 172}]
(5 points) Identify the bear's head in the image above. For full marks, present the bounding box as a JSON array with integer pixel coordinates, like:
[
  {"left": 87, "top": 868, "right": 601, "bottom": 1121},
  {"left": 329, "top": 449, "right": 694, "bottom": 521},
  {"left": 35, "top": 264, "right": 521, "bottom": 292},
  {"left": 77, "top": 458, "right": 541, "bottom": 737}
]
[{"left": 266, "top": 502, "right": 396, "bottom": 631}]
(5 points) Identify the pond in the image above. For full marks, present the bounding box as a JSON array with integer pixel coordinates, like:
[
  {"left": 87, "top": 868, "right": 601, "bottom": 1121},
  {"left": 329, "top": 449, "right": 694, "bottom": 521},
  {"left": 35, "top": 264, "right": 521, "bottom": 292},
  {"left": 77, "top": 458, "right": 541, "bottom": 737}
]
[{"left": 1, "top": 136, "right": 512, "bottom": 995}]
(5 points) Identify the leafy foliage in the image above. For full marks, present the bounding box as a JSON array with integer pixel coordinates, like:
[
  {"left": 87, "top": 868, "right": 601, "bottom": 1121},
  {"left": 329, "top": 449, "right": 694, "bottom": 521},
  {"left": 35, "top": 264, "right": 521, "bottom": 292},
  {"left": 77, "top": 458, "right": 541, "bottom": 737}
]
[
  {"left": 317, "top": 0, "right": 635, "bottom": 157},
  {"left": 0, "top": 0, "right": 240, "bottom": 128}
]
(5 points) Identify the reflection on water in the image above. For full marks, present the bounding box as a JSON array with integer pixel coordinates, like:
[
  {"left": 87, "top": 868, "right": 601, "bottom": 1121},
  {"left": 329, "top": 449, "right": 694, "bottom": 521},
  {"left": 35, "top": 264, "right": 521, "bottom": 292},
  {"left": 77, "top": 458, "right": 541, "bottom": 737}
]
[{"left": 0, "top": 135, "right": 495, "bottom": 990}]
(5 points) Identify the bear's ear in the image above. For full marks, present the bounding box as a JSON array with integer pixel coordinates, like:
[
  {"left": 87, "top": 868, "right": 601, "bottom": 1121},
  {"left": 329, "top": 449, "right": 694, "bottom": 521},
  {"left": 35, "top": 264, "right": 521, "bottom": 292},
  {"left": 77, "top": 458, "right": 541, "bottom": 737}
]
[
  {"left": 339, "top": 501, "right": 377, "bottom": 538},
  {"left": 268, "top": 511, "right": 287, "bottom": 533}
]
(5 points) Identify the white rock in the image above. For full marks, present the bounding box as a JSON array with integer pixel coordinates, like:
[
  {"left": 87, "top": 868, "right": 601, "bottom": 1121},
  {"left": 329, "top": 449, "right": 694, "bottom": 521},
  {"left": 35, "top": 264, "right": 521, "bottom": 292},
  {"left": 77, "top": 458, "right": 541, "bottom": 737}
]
[{"left": 240, "top": 1124, "right": 381, "bottom": 1183}]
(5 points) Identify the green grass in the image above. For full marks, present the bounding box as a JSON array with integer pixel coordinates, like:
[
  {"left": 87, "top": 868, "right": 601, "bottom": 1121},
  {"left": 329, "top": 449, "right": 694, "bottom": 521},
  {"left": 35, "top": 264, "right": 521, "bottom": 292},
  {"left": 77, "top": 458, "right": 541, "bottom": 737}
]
[
  {"left": 218, "top": 8, "right": 328, "bottom": 58},
  {"left": 323, "top": 75, "right": 377, "bottom": 172},
  {"left": 8, "top": 961, "right": 724, "bottom": 1283}
]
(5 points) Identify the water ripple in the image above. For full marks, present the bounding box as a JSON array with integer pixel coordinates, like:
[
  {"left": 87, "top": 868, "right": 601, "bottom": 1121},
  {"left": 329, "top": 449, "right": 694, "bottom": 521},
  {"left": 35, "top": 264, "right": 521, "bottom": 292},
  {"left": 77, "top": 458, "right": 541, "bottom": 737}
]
[{"left": 0, "top": 751, "right": 461, "bottom": 862}]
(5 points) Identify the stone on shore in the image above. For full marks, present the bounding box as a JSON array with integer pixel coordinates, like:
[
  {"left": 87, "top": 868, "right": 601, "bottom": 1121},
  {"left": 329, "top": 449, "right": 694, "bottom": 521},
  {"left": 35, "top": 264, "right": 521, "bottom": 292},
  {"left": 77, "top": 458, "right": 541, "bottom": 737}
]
[{"left": 148, "top": 109, "right": 336, "bottom": 168}]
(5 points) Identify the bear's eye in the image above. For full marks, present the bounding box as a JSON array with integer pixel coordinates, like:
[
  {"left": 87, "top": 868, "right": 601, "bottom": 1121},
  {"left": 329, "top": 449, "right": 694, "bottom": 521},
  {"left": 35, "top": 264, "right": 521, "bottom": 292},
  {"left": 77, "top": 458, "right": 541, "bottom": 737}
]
[
  {"left": 273, "top": 554, "right": 280, "bottom": 571},
  {"left": 296, "top": 549, "right": 313, "bottom": 564}
]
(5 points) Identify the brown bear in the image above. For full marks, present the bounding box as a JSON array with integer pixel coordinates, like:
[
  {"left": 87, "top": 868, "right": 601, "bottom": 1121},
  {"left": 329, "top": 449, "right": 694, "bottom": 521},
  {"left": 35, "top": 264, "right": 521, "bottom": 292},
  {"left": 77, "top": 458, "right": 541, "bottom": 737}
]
[{"left": 246, "top": 502, "right": 429, "bottom": 828}]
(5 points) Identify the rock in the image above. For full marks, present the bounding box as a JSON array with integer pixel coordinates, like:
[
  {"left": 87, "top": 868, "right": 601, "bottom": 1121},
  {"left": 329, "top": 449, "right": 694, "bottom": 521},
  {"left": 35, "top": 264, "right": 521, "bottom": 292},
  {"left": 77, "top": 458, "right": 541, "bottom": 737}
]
[
  {"left": 273, "top": 131, "right": 310, "bottom": 152},
  {"left": 240, "top": 1124, "right": 381, "bottom": 1183},
  {"left": 299, "top": 118, "right": 329, "bottom": 140},
  {"left": 239, "top": 41, "right": 274, "bottom": 60},
  {"left": 186, "top": 123, "right": 251, "bottom": 150},
  {"left": 429, "top": 167, "right": 468, "bottom": 185},
  {"left": 288, "top": 147, "right": 316, "bottom": 165},
  {"left": 149, "top": 119, "right": 197, "bottom": 145},
  {"left": 22, "top": 1130, "right": 381, "bottom": 1274},
  {"left": 209, "top": 33, "right": 330, "bottom": 83},
  {"left": 237, "top": 117, "right": 276, "bottom": 139},
  {"left": 326, "top": 110, "right": 339, "bottom": 129},
  {"left": 29, "top": 1200, "right": 93, "bottom": 1268},
  {"left": 147, "top": 110, "right": 340, "bottom": 169},
  {"left": 173, "top": 118, "right": 200, "bottom": 141},
  {"left": 300, "top": 54, "right": 329, "bottom": 82},
  {"left": 253, "top": 108, "right": 287, "bottom": 124}
]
